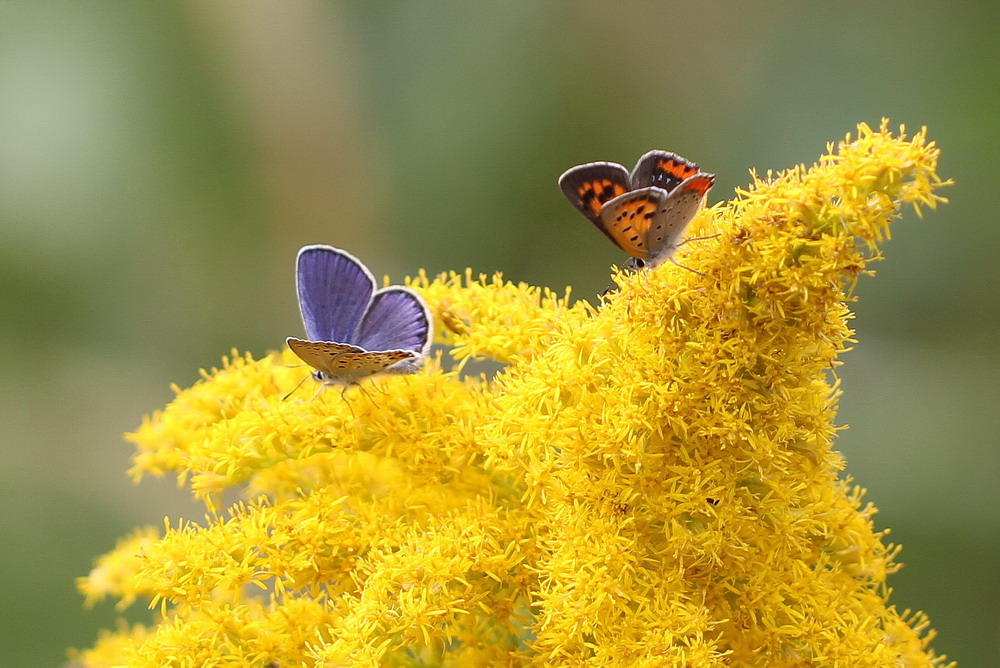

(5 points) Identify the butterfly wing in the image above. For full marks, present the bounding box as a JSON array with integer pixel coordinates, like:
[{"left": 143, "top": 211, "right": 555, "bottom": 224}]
[
  {"left": 558, "top": 161, "right": 632, "bottom": 236},
  {"left": 286, "top": 337, "right": 416, "bottom": 381},
  {"left": 595, "top": 186, "right": 672, "bottom": 260},
  {"left": 287, "top": 338, "right": 365, "bottom": 374},
  {"left": 295, "top": 245, "right": 375, "bottom": 343},
  {"left": 354, "top": 287, "right": 432, "bottom": 355},
  {"left": 644, "top": 173, "right": 716, "bottom": 265},
  {"left": 630, "top": 150, "right": 703, "bottom": 192},
  {"left": 332, "top": 350, "right": 418, "bottom": 378}
]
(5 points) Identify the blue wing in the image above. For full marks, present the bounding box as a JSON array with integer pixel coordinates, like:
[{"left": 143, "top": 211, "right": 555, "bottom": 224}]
[
  {"left": 295, "top": 245, "right": 375, "bottom": 343},
  {"left": 353, "top": 287, "right": 432, "bottom": 354}
]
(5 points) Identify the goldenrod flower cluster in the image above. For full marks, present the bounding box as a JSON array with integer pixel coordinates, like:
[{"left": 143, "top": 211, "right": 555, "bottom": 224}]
[{"left": 73, "top": 122, "right": 952, "bottom": 667}]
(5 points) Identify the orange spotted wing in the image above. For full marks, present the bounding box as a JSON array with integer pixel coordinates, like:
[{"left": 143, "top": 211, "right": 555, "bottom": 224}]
[
  {"left": 598, "top": 175, "right": 714, "bottom": 266},
  {"left": 593, "top": 186, "right": 668, "bottom": 260},
  {"left": 558, "top": 161, "right": 632, "bottom": 244}
]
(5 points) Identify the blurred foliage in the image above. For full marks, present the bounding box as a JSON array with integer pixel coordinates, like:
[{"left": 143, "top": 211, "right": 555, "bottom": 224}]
[{"left": 0, "top": 2, "right": 995, "bottom": 665}]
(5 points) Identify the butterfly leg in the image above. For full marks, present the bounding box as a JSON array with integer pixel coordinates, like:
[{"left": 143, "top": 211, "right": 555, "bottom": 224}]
[
  {"left": 676, "top": 233, "right": 720, "bottom": 247},
  {"left": 355, "top": 381, "right": 379, "bottom": 407},
  {"left": 338, "top": 385, "right": 357, "bottom": 418},
  {"left": 668, "top": 256, "right": 706, "bottom": 276},
  {"left": 667, "top": 232, "right": 719, "bottom": 275},
  {"left": 366, "top": 379, "right": 390, "bottom": 397}
]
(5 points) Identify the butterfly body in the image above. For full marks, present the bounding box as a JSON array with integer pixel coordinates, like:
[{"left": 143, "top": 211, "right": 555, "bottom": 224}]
[
  {"left": 559, "top": 150, "right": 715, "bottom": 268},
  {"left": 287, "top": 245, "right": 432, "bottom": 387}
]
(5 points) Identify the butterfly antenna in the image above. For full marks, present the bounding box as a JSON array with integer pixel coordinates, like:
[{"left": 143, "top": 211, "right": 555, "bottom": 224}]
[
  {"left": 601, "top": 256, "right": 645, "bottom": 298},
  {"left": 282, "top": 373, "right": 312, "bottom": 401}
]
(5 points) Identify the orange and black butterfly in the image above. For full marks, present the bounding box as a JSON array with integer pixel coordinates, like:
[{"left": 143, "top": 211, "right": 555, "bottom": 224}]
[{"left": 559, "top": 150, "right": 715, "bottom": 269}]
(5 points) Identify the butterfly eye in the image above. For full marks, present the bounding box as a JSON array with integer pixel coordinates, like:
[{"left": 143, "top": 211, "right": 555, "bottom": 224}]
[{"left": 312, "top": 370, "right": 327, "bottom": 382}]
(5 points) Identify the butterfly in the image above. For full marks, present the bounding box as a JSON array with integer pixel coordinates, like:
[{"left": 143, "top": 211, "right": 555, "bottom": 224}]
[
  {"left": 558, "top": 150, "right": 715, "bottom": 270},
  {"left": 286, "top": 245, "right": 432, "bottom": 390}
]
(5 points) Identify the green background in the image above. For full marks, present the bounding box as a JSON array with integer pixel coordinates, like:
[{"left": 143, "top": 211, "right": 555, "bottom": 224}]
[{"left": 2, "top": 2, "right": 996, "bottom": 665}]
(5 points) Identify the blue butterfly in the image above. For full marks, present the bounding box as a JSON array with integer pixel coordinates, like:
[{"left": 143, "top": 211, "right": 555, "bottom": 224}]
[{"left": 286, "top": 245, "right": 432, "bottom": 387}]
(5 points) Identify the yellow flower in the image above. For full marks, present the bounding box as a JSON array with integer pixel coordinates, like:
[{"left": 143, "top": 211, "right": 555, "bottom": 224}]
[{"left": 73, "top": 121, "right": 952, "bottom": 667}]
